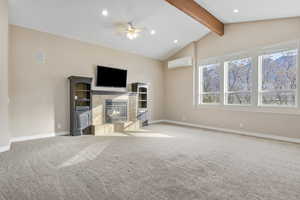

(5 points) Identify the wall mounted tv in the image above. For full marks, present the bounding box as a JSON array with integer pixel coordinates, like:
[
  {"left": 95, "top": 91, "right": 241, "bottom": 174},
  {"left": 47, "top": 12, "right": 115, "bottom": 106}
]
[{"left": 96, "top": 66, "right": 127, "bottom": 88}]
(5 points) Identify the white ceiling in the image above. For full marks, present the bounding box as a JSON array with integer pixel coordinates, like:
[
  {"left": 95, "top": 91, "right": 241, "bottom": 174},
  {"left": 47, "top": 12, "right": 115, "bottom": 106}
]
[
  {"left": 8, "top": 0, "right": 209, "bottom": 60},
  {"left": 196, "top": 0, "right": 300, "bottom": 23},
  {"left": 9, "top": 0, "right": 300, "bottom": 60}
]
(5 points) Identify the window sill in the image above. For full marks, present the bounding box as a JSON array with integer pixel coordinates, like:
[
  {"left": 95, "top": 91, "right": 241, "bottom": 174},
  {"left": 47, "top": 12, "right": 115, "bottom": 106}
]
[{"left": 196, "top": 104, "right": 300, "bottom": 115}]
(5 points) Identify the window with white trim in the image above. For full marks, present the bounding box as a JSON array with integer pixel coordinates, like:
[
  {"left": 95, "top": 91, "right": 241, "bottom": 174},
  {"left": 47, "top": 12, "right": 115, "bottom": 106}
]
[
  {"left": 258, "top": 49, "right": 298, "bottom": 106},
  {"left": 199, "top": 63, "right": 221, "bottom": 104},
  {"left": 197, "top": 41, "right": 299, "bottom": 110},
  {"left": 224, "top": 57, "right": 253, "bottom": 105}
]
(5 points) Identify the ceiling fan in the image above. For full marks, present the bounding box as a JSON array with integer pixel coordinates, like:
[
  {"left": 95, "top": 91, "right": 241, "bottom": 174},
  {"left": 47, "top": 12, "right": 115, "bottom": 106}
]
[{"left": 118, "top": 22, "right": 146, "bottom": 40}]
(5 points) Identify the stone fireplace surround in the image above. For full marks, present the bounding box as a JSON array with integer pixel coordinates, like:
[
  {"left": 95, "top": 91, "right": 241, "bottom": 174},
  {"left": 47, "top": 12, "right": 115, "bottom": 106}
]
[{"left": 92, "top": 91, "right": 140, "bottom": 135}]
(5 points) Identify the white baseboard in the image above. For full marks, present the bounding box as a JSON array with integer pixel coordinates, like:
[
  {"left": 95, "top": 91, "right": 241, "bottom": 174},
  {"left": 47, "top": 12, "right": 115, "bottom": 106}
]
[
  {"left": 56, "top": 131, "right": 69, "bottom": 136},
  {"left": 149, "top": 120, "right": 166, "bottom": 124},
  {"left": 151, "top": 119, "right": 300, "bottom": 144},
  {"left": 10, "top": 131, "right": 69, "bottom": 143},
  {"left": 0, "top": 131, "right": 69, "bottom": 154},
  {"left": 0, "top": 143, "right": 11, "bottom": 153}
]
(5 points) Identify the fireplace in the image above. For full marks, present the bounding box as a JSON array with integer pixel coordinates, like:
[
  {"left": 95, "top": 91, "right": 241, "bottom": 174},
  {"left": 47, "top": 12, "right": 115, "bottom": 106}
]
[
  {"left": 105, "top": 100, "right": 128, "bottom": 123},
  {"left": 92, "top": 92, "right": 139, "bottom": 135}
]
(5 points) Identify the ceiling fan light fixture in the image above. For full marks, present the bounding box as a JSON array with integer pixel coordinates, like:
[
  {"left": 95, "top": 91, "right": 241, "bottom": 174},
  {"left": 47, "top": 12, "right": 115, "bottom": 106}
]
[
  {"left": 126, "top": 32, "right": 139, "bottom": 40},
  {"left": 125, "top": 23, "right": 140, "bottom": 40}
]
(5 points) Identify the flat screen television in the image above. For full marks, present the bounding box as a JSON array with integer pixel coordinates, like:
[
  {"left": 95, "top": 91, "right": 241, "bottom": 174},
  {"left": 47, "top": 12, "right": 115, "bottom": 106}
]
[{"left": 96, "top": 66, "right": 127, "bottom": 88}]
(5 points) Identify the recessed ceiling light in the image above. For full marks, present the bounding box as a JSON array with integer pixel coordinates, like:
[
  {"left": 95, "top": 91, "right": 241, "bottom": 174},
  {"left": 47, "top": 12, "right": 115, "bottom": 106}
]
[
  {"left": 233, "top": 9, "right": 239, "bottom": 13},
  {"left": 174, "top": 40, "right": 178, "bottom": 44},
  {"left": 150, "top": 30, "right": 156, "bottom": 35},
  {"left": 102, "top": 9, "right": 108, "bottom": 16}
]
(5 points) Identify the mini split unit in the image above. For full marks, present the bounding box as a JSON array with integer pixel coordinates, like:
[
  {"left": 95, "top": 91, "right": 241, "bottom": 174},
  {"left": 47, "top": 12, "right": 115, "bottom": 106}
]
[{"left": 167, "top": 56, "right": 193, "bottom": 69}]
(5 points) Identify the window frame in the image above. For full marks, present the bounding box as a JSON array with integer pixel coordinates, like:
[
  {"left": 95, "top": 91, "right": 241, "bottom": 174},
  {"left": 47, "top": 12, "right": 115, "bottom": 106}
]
[
  {"left": 198, "top": 63, "right": 222, "bottom": 105},
  {"left": 195, "top": 40, "right": 300, "bottom": 114},
  {"left": 224, "top": 57, "right": 253, "bottom": 106},
  {"left": 258, "top": 48, "right": 299, "bottom": 108}
]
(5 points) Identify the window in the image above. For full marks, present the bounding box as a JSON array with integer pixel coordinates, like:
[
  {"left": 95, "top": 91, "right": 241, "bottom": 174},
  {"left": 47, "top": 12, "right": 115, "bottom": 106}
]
[
  {"left": 259, "top": 49, "right": 298, "bottom": 106},
  {"left": 225, "top": 58, "right": 252, "bottom": 105},
  {"left": 197, "top": 41, "right": 299, "bottom": 110},
  {"left": 199, "top": 63, "right": 221, "bottom": 104}
]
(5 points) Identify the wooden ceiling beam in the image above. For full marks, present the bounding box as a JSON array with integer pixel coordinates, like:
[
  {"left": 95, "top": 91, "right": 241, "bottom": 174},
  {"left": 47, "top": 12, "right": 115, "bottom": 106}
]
[{"left": 165, "top": 0, "right": 224, "bottom": 36}]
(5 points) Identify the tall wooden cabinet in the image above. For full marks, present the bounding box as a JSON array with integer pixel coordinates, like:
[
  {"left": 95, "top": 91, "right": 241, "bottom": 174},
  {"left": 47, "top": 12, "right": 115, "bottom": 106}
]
[
  {"left": 68, "top": 76, "right": 93, "bottom": 136},
  {"left": 131, "top": 83, "right": 149, "bottom": 126}
]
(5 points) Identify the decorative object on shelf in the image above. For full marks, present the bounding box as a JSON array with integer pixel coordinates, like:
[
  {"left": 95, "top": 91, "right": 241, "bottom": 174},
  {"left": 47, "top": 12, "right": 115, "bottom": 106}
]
[
  {"left": 131, "top": 82, "right": 149, "bottom": 126},
  {"left": 68, "top": 76, "right": 94, "bottom": 136}
]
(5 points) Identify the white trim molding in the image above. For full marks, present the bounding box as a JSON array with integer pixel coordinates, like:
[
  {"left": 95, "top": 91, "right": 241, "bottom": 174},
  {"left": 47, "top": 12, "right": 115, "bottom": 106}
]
[
  {"left": 0, "top": 132, "right": 69, "bottom": 154},
  {"left": 10, "top": 131, "right": 69, "bottom": 143},
  {"left": 149, "top": 120, "right": 166, "bottom": 125},
  {"left": 151, "top": 120, "right": 300, "bottom": 144},
  {"left": 0, "top": 143, "right": 11, "bottom": 153}
]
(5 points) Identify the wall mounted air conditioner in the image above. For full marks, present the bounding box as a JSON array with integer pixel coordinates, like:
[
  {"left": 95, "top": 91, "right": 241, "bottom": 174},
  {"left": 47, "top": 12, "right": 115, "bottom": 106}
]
[{"left": 168, "top": 56, "right": 193, "bottom": 69}]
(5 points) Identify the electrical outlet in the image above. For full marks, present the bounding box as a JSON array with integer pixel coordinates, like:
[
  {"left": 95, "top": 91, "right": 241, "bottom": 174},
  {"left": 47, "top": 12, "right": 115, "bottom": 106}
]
[
  {"left": 239, "top": 123, "right": 244, "bottom": 128},
  {"left": 181, "top": 115, "right": 187, "bottom": 121},
  {"left": 57, "top": 123, "right": 62, "bottom": 129}
]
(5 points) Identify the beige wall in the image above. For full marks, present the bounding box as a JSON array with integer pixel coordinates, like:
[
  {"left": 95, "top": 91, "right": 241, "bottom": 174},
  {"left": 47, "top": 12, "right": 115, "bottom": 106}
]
[
  {"left": 0, "top": 0, "right": 9, "bottom": 147},
  {"left": 9, "top": 25, "right": 164, "bottom": 137},
  {"left": 8, "top": 17, "right": 300, "bottom": 140},
  {"left": 165, "top": 17, "right": 300, "bottom": 139}
]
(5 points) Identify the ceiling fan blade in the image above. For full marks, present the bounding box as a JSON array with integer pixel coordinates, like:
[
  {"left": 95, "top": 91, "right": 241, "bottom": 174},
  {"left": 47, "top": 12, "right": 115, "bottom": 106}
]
[
  {"left": 114, "top": 22, "right": 129, "bottom": 32},
  {"left": 103, "top": 20, "right": 150, "bottom": 40},
  {"left": 135, "top": 28, "right": 144, "bottom": 33}
]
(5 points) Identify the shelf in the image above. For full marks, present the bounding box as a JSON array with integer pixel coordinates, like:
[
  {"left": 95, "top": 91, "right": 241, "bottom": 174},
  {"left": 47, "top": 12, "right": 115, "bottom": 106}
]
[
  {"left": 76, "top": 99, "right": 90, "bottom": 102},
  {"left": 76, "top": 90, "right": 91, "bottom": 92},
  {"left": 138, "top": 89, "right": 147, "bottom": 93},
  {"left": 131, "top": 83, "right": 148, "bottom": 127},
  {"left": 92, "top": 90, "right": 129, "bottom": 95},
  {"left": 69, "top": 76, "right": 93, "bottom": 136}
]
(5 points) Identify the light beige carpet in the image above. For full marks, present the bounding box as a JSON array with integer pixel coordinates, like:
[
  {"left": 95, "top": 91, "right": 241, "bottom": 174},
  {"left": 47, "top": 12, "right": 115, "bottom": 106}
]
[{"left": 1, "top": 123, "right": 300, "bottom": 200}]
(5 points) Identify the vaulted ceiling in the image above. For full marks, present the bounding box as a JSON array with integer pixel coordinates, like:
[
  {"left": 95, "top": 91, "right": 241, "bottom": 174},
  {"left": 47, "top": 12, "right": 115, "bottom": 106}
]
[
  {"left": 8, "top": 0, "right": 300, "bottom": 60},
  {"left": 196, "top": 0, "right": 300, "bottom": 23}
]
